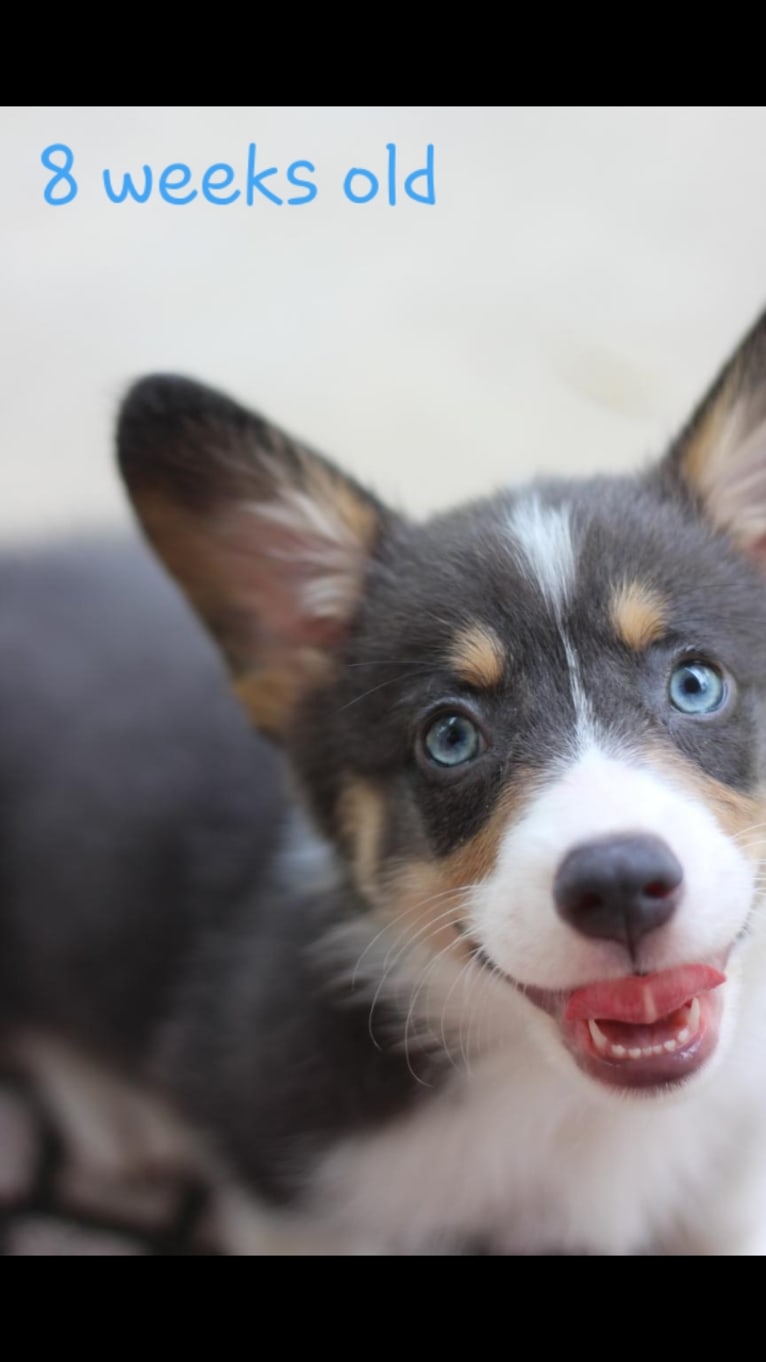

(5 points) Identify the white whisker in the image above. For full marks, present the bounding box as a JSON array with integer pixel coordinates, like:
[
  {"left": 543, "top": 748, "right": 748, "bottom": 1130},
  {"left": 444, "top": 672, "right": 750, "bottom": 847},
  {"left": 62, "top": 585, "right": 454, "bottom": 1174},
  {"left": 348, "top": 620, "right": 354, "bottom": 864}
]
[
  {"left": 365, "top": 904, "right": 470, "bottom": 1051},
  {"left": 402, "top": 933, "right": 470, "bottom": 1085}
]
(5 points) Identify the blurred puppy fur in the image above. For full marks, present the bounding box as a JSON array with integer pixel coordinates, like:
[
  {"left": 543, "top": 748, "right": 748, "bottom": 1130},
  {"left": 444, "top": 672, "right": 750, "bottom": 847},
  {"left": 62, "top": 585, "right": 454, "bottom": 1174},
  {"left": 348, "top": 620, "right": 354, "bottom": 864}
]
[{"left": 4, "top": 311, "right": 766, "bottom": 1254}]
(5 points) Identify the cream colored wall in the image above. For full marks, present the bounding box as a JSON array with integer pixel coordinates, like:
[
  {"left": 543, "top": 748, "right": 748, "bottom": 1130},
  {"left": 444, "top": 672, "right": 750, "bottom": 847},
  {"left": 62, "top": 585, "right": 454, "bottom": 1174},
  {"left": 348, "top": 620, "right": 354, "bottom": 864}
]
[{"left": 4, "top": 106, "right": 766, "bottom": 537}]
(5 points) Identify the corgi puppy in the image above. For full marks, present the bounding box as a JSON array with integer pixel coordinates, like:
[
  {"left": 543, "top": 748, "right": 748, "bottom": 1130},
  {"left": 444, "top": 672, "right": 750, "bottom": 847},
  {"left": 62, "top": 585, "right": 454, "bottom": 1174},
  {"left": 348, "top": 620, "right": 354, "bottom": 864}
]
[{"left": 4, "top": 309, "right": 766, "bottom": 1254}]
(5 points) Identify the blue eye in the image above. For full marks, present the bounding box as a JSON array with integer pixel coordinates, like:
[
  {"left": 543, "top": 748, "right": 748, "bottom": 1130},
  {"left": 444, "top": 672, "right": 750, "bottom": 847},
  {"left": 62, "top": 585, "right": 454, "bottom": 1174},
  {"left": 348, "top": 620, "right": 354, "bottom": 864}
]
[
  {"left": 423, "top": 713, "right": 483, "bottom": 767},
  {"left": 669, "top": 662, "right": 727, "bottom": 715}
]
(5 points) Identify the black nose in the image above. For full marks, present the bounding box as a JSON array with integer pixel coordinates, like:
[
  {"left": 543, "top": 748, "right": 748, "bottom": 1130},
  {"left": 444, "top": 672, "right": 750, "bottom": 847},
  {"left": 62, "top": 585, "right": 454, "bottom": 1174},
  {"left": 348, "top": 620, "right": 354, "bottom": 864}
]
[{"left": 553, "top": 834, "right": 683, "bottom": 949}]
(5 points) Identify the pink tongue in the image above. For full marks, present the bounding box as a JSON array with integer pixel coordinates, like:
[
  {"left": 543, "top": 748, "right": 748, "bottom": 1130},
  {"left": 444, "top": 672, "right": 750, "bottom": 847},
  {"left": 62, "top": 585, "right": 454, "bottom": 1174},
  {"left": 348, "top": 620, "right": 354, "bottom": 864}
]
[{"left": 564, "top": 965, "right": 726, "bottom": 1024}]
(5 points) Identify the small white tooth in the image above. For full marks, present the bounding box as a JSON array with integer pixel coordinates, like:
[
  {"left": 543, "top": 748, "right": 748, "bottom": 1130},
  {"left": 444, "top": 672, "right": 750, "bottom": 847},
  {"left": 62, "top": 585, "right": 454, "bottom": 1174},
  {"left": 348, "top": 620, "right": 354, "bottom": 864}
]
[
  {"left": 688, "top": 997, "right": 701, "bottom": 1033},
  {"left": 611, "top": 1045, "right": 626, "bottom": 1058},
  {"left": 628, "top": 1048, "right": 642, "bottom": 1059},
  {"left": 588, "top": 1019, "right": 609, "bottom": 1053},
  {"left": 676, "top": 1028, "right": 690, "bottom": 1045},
  {"left": 664, "top": 1039, "right": 677, "bottom": 1053},
  {"left": 651, "top": 1045, "right": 664, "bottom": 1055}
]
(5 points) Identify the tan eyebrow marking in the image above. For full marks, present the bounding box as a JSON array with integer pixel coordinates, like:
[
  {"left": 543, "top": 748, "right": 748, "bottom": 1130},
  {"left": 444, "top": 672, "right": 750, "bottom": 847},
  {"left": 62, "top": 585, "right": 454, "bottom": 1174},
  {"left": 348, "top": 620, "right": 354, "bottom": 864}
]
[
  {"left": 610, "top": 581, "right": 668, "bottom": 651},
  {"left": 447, "top": 624, "right": 506, "bottom": 689},
  {"left": 363, "top": 768, "right": 543, "bottom": 961}
]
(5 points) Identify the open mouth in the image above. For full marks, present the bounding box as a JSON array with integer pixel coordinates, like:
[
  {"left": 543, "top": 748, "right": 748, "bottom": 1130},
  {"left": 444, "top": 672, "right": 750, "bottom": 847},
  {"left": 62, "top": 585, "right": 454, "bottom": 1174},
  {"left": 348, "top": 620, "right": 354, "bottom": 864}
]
[
  {"left": 467, "top": 947, "right": 729, "bottom": 1091},
  {"left": 558, "top": 964, "right": 727, "bottom": 1089}
]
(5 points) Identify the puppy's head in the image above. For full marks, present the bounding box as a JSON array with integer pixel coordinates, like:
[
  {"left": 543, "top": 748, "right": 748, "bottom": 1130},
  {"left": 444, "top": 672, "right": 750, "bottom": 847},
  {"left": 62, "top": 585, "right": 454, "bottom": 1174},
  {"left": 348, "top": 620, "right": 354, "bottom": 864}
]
[{"left": 117, "top": 312, "right": 766, "bottom": 1099}]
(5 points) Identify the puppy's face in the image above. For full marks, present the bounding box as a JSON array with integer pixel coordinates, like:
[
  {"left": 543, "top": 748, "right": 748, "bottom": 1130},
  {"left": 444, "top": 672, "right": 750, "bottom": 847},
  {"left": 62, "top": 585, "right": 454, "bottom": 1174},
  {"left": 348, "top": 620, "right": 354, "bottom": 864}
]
[{"left": 118, "top": 312, "right": 766, "bottom": 1099}]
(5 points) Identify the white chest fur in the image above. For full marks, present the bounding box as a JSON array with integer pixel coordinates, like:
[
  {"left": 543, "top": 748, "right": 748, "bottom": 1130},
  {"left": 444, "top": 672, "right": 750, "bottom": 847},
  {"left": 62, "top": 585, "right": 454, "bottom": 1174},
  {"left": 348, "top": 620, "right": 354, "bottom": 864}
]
[{"left": 310, "top": 1032, "right": 766, "bottom": 1255}]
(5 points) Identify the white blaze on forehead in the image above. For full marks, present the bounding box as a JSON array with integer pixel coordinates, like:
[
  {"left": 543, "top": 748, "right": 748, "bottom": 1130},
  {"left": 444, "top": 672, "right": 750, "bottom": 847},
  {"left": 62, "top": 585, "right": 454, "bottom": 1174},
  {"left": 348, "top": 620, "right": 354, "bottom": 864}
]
[
  {"left": 508, "top": 496, "right": 576, "bottom": 613},
  {"left": 507, "top": 494, "right": 595, "bottom": 747},
  {"left": 561, "top": 634, "right": 596, "bottom": 748}
]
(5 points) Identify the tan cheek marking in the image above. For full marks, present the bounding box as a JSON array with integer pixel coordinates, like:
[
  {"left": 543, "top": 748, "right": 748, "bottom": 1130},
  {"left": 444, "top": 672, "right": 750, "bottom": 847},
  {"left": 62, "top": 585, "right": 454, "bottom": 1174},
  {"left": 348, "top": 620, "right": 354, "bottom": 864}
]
[
  {"left": 337, "top": 779, "right": 388, "bottom": 902},
  {"left": 367, "top": 770, "right": 542, "bottom": 963},
  {"left": 647, "top": 744, "right": 766, "bottom": 863},
  {"left": 440, "top": 779, "right": 537, "bottom": 884},
  {"left": 447, "top": 625, "right": 506, "bottom": 689},
  {"left": 375, "top": 860, "right": 474, "bottom": 964},
  {"left": 610, "top": 581, "right": 668, "bottom": 651}
]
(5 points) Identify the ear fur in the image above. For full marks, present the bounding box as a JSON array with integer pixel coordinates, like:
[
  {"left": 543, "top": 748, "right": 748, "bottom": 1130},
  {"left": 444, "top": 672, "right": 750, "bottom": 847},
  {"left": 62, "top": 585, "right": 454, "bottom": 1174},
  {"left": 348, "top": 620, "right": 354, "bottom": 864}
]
[
  {"left": 117, "top": 375, "right": 391, "bottom": 737},
  {"left": 663, "top": 308, "right": 766, "bottom": 559}
]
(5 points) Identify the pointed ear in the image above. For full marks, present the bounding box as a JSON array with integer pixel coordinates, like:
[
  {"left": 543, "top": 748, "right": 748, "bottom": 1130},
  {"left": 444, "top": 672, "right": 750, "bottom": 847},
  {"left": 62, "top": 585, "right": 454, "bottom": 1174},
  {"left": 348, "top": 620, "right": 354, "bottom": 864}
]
[
  {"left": 663, "top": 308, "right": 766, "bottom": 560},
  {"left": 117, "top": 375, "right": 391, "bottom": 738}
]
